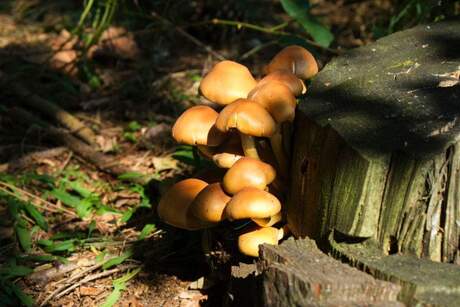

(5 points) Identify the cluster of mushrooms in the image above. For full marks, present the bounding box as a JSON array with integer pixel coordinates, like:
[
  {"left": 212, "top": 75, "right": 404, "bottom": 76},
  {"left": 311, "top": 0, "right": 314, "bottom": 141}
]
[{"left": 157, "top": 45, "right": 318, "bottom": 257}]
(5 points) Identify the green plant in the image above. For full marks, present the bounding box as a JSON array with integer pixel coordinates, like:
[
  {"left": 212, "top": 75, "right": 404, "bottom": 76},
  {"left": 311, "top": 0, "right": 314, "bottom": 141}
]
[{"left": 280, "top": 0, "right": 333, "bottom": 48}]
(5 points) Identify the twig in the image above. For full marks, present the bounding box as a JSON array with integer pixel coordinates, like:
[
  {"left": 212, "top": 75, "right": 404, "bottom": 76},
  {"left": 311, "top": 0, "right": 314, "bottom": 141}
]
[
  {"left": 41, "top": 261, "right": 105, "bottom": 305},
  {"left": 211, "top": 18, "right": 341, "bottom": 55},
  {"left": 58, "top": 151, "right": 73, "bottom": 173},
  {"left": 151, "top": 11, "right": 226, "bottom": 60},
  {"left": 239, "top": 40, "right": 278, "bottom": 60},
  {"left": 41, "top": 264, "right": 139, "bottom": 306}
]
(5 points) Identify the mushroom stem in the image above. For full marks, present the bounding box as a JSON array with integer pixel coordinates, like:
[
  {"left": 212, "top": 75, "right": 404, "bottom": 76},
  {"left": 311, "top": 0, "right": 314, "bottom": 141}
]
[
  {"left": 269, "top": 125, "right": 289, "bottom": 178},
  {"left": 240, "top": 133, "right": 260, "bottom": 159}
]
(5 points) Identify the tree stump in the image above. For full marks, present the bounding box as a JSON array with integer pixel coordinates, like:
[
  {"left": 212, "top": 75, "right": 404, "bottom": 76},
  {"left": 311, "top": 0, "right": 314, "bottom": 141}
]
[
  {"left": 287, "top": 20, "right": 460, "bottom": 262},
  {"left": 258, "top": 238, "right": 403, "bottom": 306}
]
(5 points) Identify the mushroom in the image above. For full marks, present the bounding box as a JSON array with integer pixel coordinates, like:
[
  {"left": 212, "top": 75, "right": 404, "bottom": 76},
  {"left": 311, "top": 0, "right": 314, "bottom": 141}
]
[
  {"left": 215, "top": 99, "right": 276, "bottom": 159},
  {"left": 250, "top": 70, "right": 306, "bottom": 97},
  {"left": 211, "top": 133, "right": 244, "bottom": 168},
  {"left": 199, "top": 60, "right": 258, "bottom": 105},
  {"left": 252, "top": 212, "right": 282, "bottom": 228},
  {"left": 157, "top": 178, "right": 213, "bottom": 230},
  {"left": 172, "top": 105, "right": 226, "bottom": 158},
  {"left": 238, "top": 226, "right": 285, "bottom": 257},
  {"left": 265, "top": 45, "right": 318, "bottom": 80},
  {"left": 189, "top": 183, "right": 231, "bottom": 223},
  {"left": 224, "top": 187, "right": 281, "bottom": 226},
  {"left": 247, "top": 82, "right": 296, "bottom": 177},
  {"left": 222, "top": 157, "right": 276, "bottom": 195}
]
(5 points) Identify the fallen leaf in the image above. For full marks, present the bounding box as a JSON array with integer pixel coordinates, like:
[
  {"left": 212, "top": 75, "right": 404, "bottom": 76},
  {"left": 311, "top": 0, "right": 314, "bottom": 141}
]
[
  {"left": 152, "top": 156, "right": 178, "bottom": 172},
  {"left": 80, "top": 286, "right": 103, "bottom": 296}
]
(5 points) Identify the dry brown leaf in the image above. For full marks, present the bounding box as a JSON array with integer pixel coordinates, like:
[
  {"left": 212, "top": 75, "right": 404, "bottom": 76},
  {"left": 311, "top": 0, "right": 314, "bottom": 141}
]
[
  {"left": 89, "top": 26, "right": 140, "bottom": 60},
  {"left": 79, "top": 286, "right": 103, "bottom": 297}
]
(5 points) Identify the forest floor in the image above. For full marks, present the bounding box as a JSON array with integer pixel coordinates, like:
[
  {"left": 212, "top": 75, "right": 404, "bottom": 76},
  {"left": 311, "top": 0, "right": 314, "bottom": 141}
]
[{"left": 0, "top": 1, "right": 454, "bottom": 306}]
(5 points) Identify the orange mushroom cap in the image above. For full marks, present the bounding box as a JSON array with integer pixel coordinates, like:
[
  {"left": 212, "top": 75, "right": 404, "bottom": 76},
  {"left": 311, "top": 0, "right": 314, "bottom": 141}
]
[
  {"left": 172, "top": 105, "right": 225, "bottom": 147},
  {"left": 247, "top": 81, "right": 297, "bottom": 123},
  {"left": 223, "top": 157, "right": 276, "bottom": 195},
  {"left": 266, "top": 45, "right": 318, "bottom": 80},
  {"left": 251, "top": 70, "right": 306, "bottom": 96},
  {"left": 157, "top": 178, "right": 212, "bottom": 230},
  {"left": 238, "top": 226, "right": 284, "bottom": 257},
  {"left": 224, "top": 187, "right": 281, "bottom": 221},
  {"left": 199, "top": 60, "right": 257, "bottom": 105},
  {"left": 215, "top": 99, "right": 276, "bottom": 137},
  {"left": 189, "top": 183, "right": 231, "bottom": 223}
]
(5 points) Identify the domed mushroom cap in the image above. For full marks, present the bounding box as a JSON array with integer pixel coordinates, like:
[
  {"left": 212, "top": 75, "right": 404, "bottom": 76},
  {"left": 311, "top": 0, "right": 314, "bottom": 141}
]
[
  {"left": 251, "top": 71, "right": 306, "bottom": 96},
  {"left": 157, "top": 178, "right": 212, "bottom": 230},
  {"left": 238, "top": 226, "right": 282, "bottom": 257},
  {"left": 189, "top": 183, "right": 231, "bottom": 223},
  {"left": 225, "top": 187, "right": 281, "bottom": 221},
  {"left": 199, "top": 60, "right": 257, "bottom": 105},
  {"left": 266, "top": 45, "right": 318, "bottom": 80},
  {"left": 215, "top": 99, "right": 276, "bottom": 137},
  {"left": 172, "top": 105, "right": 225, "bottom": 147},
  {"left": 247, "top": 82, "right": 297, "bottom": 123},
  {"left": 223, "top": 157, "right": 276, "bottom": 195}
]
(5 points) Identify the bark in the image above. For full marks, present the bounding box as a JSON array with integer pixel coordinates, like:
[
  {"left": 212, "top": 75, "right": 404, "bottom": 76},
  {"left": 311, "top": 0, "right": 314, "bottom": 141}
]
[{"left": 287, "top": 20, "right": 460, "bottom": 263}]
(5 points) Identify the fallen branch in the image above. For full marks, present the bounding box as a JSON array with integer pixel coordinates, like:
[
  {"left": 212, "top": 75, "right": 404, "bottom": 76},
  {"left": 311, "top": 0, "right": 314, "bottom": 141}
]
[
  {"left": 8, "top": 82, "right": 97, "bottom": 145},
  {"left": 11, "top": 107, "right": 149, "bottom": 184}
]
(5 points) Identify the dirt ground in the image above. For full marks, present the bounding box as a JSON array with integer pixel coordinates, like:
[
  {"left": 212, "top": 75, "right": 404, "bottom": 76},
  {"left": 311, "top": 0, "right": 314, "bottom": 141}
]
[{"left": 0, "top": 1, "right": 457, "bottom": 306}]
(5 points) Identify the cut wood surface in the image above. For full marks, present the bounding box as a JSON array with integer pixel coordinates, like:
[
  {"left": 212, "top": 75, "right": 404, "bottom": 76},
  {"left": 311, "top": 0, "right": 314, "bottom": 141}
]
[
  {"left": 258, "top": 238, "right": 403, "bottom": 307},
  {"left": 302, "top": 20, "right": 460, "bottom": 157},
  {"left": 288, "top": 21, "right": 460, "bottom": 262},
  {"left": 329, "top": 233, "right": 460, "bottom": 307}
]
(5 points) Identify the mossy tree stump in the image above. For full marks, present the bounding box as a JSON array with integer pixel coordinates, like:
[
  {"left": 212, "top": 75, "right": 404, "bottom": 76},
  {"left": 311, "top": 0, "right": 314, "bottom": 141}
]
[
  {"left": 288, "top": 20, "right": 460, "bottom": 262},
  {"left": 257, "top": 21, "right": 460, "bottom": 307}
]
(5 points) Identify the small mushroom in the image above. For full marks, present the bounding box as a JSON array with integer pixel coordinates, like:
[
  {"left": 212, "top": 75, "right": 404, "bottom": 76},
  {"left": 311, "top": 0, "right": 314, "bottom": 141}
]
[
  {"left": 250, "top": 70, "right": 306, "bottom": 96},
  {"left": 247, "top": 82, "right": 296, "bottom": 177},
  {"left": 212, "top": 134, "right": 244, "bottom": 168},
  {"left": 238, "top": 226, "right": 285, "bottom": 257},
  {"left": 224, "top": 187, "right": 281, "bottom": 222},
  {"left": 223, "top": 157, "right": 276, "bottom": 195},
  {"left": 215, "top": 99, "right": 276, "bottom": 159},
  {"left": 157, "top": 178, "right": 212, "bottom": 230},
  {"left": 189, "top": 183, "right": 231, "bottom": 223},
  {"left": 265, "top": 45, "right": 318, "bottom": 80},
  {"left": 199, "top": 60, "right": 257, "bottom": 105},
  {"left": 248, "top": 82, "right": 296, "bottom": 123},
  {"left": 172, "top": 105, "right": 226, "bottom": 157}
]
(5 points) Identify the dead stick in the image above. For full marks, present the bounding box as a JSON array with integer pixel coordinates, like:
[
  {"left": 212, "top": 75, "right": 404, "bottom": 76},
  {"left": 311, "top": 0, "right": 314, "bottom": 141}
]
[
  {"left": 10, "top": 83, "right": 97, "bottom": 145},
  {"left": 41, "top": 264, "right": 139, "bottom": 306},
  {"left": 11, "top": 107, "right": 148, "bottom": 185}
]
